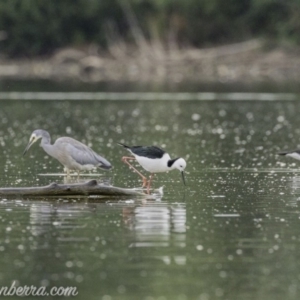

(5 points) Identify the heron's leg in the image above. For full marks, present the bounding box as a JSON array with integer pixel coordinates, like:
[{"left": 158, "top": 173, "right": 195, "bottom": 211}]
[
  {"left": 122, "top": 156, "right": 148, "bottom": 187},
  {"left": 65, "top": 168, "right": 70, "bottom": 178},
  {"left": 77, "top": 171, "right": 80, "bottom": 180},
  {"left": 147, "top": 173, "right": 154, "bottom": 193}
]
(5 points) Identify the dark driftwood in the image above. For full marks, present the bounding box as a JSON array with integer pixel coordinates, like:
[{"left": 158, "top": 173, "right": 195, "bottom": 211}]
[{"left": 0, "top": 180, "right": 145, "bottom": 197}]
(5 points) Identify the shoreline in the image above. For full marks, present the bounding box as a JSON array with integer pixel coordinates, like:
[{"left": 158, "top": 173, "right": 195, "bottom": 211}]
[{"left": 0, "top": 40, "right": 300, "bottom": 84}]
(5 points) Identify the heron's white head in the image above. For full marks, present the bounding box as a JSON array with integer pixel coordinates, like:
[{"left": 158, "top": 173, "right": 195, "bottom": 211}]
[{"left": 23, "top": 130, "right": 49, "bottom": 156}]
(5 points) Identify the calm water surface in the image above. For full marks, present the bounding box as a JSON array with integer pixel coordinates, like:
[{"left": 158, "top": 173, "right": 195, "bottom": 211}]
[{"left": 1, "top": 88, "right": 300, "bottom": 300}]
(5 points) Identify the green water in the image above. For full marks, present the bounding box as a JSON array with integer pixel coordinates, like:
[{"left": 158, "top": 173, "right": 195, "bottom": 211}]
[{"left": 1, "top": 87, "right": 300, "bottom": 300}]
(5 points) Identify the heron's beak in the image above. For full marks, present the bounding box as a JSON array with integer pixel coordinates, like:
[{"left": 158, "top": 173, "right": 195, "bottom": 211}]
[
  {"left": 181, "top": 171, "right": 186, "bottom": 186},
  {"left": 23, "top": 139, "right": 35, "bottom": 156}
]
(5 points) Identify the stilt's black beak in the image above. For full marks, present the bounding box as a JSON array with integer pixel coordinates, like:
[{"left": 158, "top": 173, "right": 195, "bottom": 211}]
[{"left": 181, "top": 171, "right": 186, "bottom": 186}]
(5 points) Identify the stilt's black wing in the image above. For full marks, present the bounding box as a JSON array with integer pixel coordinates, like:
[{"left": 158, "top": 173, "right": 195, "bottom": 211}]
[{"left": 130, "top": 146, "right": 165, "bottom": 159}]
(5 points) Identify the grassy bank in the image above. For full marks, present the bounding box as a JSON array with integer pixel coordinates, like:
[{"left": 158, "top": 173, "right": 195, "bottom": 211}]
[{"left": 1, "top": 40, "right": 300, "bottom": 84}]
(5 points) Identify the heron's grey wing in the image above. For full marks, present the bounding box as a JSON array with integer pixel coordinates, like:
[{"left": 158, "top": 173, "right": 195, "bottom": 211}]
[{"left": 56, "top": 137, "right": 112, "bottom": 169}]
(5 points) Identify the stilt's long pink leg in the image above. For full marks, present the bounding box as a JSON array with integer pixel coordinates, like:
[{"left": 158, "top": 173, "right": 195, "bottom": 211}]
[
  {"left": 122, "top": 156, "right": 148, "bottom": 188},
  {"left": 147, "top": 173, "right": 155, "bottom": 194}
]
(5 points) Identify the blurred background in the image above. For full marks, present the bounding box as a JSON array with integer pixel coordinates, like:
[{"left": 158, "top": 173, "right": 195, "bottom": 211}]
[{"left": 0, "top": 0, "right": 300, "bottom": 85}]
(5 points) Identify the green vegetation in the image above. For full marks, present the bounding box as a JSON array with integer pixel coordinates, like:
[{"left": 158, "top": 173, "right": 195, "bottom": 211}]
[{"left": 0, "top": 0, "right": 299, "bottom": 57}]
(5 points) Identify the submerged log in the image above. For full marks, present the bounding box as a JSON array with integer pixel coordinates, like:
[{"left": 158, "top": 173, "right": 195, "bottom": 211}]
[{"left": 0, "top": 180, "right": 145, "bottom": 197}]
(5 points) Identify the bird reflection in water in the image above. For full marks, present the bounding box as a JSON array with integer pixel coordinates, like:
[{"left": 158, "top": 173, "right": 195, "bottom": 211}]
[{"left": 122, "top": 201, "right": 186, "bottom": 265}]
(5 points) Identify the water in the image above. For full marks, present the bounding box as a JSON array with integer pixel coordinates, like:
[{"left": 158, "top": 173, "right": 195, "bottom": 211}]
[{"left": 1, "top": 82, "right": 300, "bottom": 299}]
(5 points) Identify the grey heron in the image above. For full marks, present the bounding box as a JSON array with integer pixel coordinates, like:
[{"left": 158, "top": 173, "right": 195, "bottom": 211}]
[{"left": 23, "top": 129, "right": 112, "bottom": 176}]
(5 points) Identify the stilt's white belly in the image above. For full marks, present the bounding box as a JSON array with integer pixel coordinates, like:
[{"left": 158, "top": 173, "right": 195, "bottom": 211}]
[{"left": 135, "top": 155, "right": 169, "bottom": 173}]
